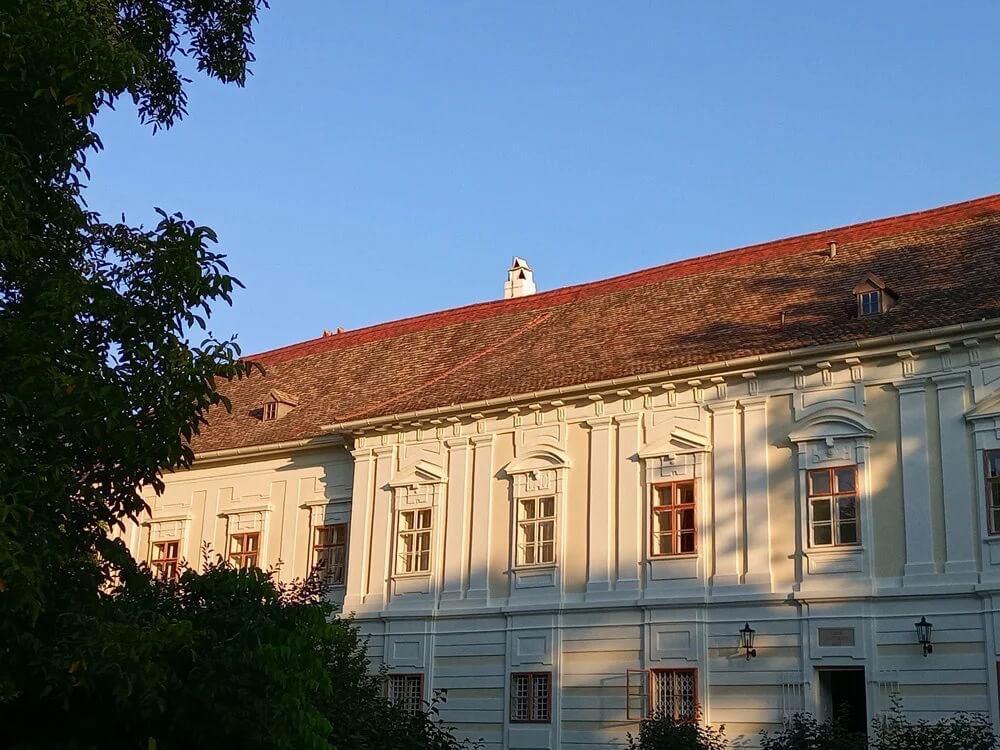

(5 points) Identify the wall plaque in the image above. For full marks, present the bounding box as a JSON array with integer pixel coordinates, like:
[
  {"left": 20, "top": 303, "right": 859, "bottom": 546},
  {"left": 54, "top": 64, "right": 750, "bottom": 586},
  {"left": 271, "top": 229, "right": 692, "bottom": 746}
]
[{"left": 818, "top": 627, "right": 856, "bottom": 647}]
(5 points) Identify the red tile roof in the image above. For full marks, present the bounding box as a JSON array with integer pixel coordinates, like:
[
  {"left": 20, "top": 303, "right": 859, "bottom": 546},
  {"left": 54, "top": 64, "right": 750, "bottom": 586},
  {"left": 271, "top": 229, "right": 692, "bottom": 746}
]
[{"left": 192, "top": 194, "right": 1000, "bottom": 454}]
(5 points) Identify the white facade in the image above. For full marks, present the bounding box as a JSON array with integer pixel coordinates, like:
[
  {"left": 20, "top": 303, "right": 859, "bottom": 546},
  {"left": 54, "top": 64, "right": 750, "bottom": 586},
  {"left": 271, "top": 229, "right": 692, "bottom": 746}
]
[{"left": 127, "top": 322, "right": 1000, "bottom": 749}]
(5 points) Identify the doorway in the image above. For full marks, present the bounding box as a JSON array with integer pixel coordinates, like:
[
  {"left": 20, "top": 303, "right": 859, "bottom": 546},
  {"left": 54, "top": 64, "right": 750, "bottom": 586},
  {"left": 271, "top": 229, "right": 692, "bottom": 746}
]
[{"left": 818, "top": 668, "right": 867, "bottom": 735}]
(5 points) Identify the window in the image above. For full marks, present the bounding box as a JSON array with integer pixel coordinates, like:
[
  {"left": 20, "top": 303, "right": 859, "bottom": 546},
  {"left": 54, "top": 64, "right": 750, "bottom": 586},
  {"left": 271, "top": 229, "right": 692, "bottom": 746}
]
[
  {"left": 229, "top": 531, "right": 260, "bottom": 569},
  {"left": 516, "top": 496, "right": 555, "bottom": 566},
  {"left": 651, "top": 481, "right": 696, "bottom": 556},
  {"left": 151, "top": 540, "right": 180, "bottom": 579},
  {"left": 986, "top": 451, "right": 1000, "bottom": 535},
  {"left": 807, "top": 467, "right": 859, "bottom": 547},
  {"left": 262, "top": 401, "right": 278, "bottom": 421},
  {"left": 651, "top": 669, "right": 697, "bottom": 721},
  {"left": 858, "top": 290, "right": 882, "bottom": 316},
  {"left": 510, "top": 672, "right": 551, "bottom": 723},
  {"left": 396, "top": 509, "right": 432, "bottom": 574},
  {"left": 386, "top": 673, "right": 423, "bottom": 715},
  {"left": 313, "top": 523, "right": 347, "bottom": 584}
]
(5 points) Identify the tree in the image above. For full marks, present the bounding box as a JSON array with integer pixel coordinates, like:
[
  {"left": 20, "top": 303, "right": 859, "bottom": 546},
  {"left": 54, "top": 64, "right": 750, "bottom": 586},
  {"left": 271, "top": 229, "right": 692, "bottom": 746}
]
[{"left": 1, "top": 0, "right": 267, "bottom": 714}]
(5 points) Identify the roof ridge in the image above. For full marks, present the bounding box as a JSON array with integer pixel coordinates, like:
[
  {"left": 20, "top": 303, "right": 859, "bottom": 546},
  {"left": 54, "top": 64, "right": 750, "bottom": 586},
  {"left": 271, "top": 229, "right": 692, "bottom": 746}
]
[{"left": 251, "top": 192, "right": 1000, "bottom": 366}]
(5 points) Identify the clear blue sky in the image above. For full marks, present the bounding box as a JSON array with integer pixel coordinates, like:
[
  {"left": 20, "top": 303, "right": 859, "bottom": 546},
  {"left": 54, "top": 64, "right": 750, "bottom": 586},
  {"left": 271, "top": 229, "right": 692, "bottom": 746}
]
[{"left": 86, "top": 2, "right": 1000, "bottom": 355}]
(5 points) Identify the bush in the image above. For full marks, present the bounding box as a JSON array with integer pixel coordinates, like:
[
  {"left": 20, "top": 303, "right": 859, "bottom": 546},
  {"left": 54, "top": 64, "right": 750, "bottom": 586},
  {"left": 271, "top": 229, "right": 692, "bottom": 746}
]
[
  {"left": 760, "top": 712, "right": 866, "bottom": 750},
  {"left": 627, "top": 712, "right": 726, "bottom": 750},
  {"left": 870, "top": 706, "right": 999, "bottom": 750}
]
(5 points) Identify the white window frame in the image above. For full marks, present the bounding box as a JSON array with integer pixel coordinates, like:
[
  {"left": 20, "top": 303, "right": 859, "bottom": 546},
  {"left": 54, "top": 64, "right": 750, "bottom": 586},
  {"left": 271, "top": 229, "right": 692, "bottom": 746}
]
[
  {"left": 386, "top": 673, "right": 424, "bottom": 715},
  {"left": 395, "top": 508, "right": 433, "bottom": 576},
  {"left": 516, "top": 495, "right": 556, "bottom": 568}
]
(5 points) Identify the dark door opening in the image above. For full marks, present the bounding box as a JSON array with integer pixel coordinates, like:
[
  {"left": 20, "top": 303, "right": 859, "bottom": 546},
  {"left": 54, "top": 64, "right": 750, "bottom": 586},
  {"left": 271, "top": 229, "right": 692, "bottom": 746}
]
[{"left": 818, "top": 668, "right": 867, "bottom": 735}]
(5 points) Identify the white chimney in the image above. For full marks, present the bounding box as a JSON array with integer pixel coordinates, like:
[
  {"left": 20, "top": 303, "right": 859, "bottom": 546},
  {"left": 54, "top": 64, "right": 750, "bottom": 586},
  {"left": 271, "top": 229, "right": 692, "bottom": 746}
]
[{"left": 504, "top": 256, "right": 536, "bottom": 299}]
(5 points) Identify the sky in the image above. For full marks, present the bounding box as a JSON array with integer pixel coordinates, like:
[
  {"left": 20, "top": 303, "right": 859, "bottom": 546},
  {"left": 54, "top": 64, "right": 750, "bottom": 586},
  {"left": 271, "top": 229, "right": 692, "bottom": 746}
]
[{"left": 85, "top": 2, "right": 1000, "bottom": 355}]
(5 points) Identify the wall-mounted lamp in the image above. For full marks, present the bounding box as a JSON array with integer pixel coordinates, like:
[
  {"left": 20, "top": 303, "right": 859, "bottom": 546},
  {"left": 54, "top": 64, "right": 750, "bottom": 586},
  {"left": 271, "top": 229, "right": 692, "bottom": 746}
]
[
  {"left": 739, "top": 622, "right": 757, "bottom": 661},
  {"left": 915, "top": 616, "right": 933, "bottom": 657}
]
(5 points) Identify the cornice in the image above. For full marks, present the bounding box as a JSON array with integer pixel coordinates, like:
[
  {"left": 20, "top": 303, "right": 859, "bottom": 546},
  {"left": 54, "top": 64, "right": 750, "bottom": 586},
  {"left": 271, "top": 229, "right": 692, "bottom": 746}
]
[{"left": 321, "top": 318, "right": 1000, "bottom": 436}]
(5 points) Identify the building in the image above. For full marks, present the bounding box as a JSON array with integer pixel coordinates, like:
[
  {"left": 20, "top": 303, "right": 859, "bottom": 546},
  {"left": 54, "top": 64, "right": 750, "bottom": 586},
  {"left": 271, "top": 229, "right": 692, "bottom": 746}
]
[{"left": 123, "top": 195, "right": 1000, "bottom": 748}]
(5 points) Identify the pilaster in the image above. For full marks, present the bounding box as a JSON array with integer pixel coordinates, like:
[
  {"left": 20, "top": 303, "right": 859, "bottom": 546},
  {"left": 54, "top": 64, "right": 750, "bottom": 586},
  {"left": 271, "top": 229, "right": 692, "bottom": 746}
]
[
  {"left": 615, "top": 413, "right": 643, "bottom": 592},
  {"left": 933, "top": 373, "right": 978, "bottom": 577},
  {"left": 741, "top": 396, "right": 772, "bottom": 589},
  {"left": 585, "top": 417, "right": 614, "bottom": 596},
  {"left": 466, "top": 434, "right": 494, "bottom": 601},
  {"left": 441, "top": 437, "right": 472, "bottom": 601},
  {"left": 344, "top": 446, "right": 376, "bottom": 611},
  {"left": 894, "top": 381, "right": 937, "bottom": 581},
  {"left": 363, "top": 445, "right": 396, "bottom": 609},
  {"left": 709, "top": 401, "right": 741, "bottom": 587}
]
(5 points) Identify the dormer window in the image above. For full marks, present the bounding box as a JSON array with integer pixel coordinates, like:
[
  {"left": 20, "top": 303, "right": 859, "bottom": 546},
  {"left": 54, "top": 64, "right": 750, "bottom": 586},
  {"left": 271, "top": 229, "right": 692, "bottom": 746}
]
[
  {"left": 260, "top": 389, "right": 298, "bottom": 421},
  {"left": 858, "top": 289, "right": 882, "bottom": 316},
  {"left": 853, "top": 273, "right": 896, "bottom": 317}
]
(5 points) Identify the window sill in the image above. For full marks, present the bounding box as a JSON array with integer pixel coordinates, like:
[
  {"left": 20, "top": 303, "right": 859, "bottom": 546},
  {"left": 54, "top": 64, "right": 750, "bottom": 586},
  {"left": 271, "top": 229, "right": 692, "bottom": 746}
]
[
  {"left": 649, "top": 553, "right": 698, "bottom": 561},
  {"left": 513, "top": 563, "right": 558, "bottom": 572},
  {"left": 392, "top": 571, "right": 432, "bottom": 580}
]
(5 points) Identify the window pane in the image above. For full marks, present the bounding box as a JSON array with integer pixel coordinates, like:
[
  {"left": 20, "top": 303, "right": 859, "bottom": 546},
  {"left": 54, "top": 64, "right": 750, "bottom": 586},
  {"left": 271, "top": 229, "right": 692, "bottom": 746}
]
[
  {"left": 539, "top": 520, "right": 554, "bottom": 542},
  {"left": 520, "top": 499, "right": 536, "bottom": 520},
  {"left": 992, "top": 508, "right": 1000, "bottom": 535},
  {"left": 677, "top": 483, "right": 695, "bottom": 504},
  {"left": 532, "top": 674, "right": 551, "bottom": 721},
  {"left": 678, "top": 508, "right": 695, "bottom": 531},
  {"left": 417, "top": 510, "right": 431, "bottom": 529},
  {"left": 511, "top": 675, "right": 529, "bottom": 721},
  {"left": 418, "top": 550, "right": 430, "bottom": 571},
  {"left": 416, "top": 530, "right": 431, "bottom": 552},
  {"left": 539, "top": 542, "right": 554, "bottom": 564},
  {"left": 811, "top": 499, "right": 832, "bottom": 522},
  {"left": 988, "top": 453, "right": 1000, "bottom": 478},
  {"left": 539, "top": 497, "right": 555, "bottom": 518},
  {"left": 523, "top": 545, "right": 536, "bottom": 565},
  {"left": 246, "top": 534, "right": 258, "bottom": 552},
  {"left": 808, "top": 470, "right": 831, "bottom": 495},
  {"left": 990, "top": 481, "right": 1000, "bottom": 511},
  {"left": 835, "top": 468, "right": 856, "bottom": 493},
  {"left": 656, "top": 485, "right": 673, "bottom": 506},
  {"left": 655, "top": 510, "right": 673, "bottom": 533},
  {"left": 837, "top": 496, "right": 857, "bottom": 521},
  {"left": 521, "top": 523, "right": 536, "bottom": 544},
  {"left": 839, "top": 522, "right": 858, "bottom": 545},
  {"left": 679, "top": 532, "right": 695, "bottom": 554},
  {"left": 813, "top": 523, "right": 833, "bottom": 546},
  {"left": 655, "top": 533, "right": 673, "bottom": 556}
]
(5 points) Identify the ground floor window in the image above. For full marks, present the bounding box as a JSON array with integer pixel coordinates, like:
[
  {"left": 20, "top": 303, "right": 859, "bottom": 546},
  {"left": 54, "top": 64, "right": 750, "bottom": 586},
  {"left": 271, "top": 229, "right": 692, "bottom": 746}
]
[
  {"left": 651, "top": 669, "right": 697, "bottom": 721},
  {"left": 386, "top": 673, "right": 423, "bottom": 715},
  {"left": 510, "top": 672, "right": 551, "bottom": 723}
]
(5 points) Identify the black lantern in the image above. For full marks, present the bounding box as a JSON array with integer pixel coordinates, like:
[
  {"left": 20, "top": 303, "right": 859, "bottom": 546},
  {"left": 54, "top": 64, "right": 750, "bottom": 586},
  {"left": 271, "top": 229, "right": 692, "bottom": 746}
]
[
  {"left": 739, "top": 622, "right": 757, "bottom": 661},
  {"left": 915, "top": 616, "right": 933, "bottom": 657}
]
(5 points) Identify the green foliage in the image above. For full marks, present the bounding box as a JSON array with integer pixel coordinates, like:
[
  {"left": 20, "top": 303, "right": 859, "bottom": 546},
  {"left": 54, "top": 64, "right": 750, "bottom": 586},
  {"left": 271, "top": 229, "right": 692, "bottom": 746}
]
[
  {"left": 760, "top": 713, "right": 867, "bottom": 750},
  {"left": 870, "top": 704, "right": 999, "bottom": 750},
  {"left": 627, "top": 712, "right": 727, "bottom": 750}
]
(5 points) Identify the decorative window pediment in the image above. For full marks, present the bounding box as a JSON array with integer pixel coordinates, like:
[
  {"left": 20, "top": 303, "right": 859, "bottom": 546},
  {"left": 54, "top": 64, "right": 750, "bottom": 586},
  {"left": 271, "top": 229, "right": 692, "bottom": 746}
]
[
  {"left": 789, "top": 408, "right": 875, "bottom": 444},
  {"left": 638, "top": 426, "right": 711, "bottom": 460},
  {"left": 505, "top": 445, "right": 570, "bottom": 476},
  {"left": 390, "top": 459, "right": 446, "bottom": 511},
  {"left": 389, "top": 459, "right": 448, "bottom": 488},
  {"left": 966, "top": 391, "right": 1000, "bottom": 422}
]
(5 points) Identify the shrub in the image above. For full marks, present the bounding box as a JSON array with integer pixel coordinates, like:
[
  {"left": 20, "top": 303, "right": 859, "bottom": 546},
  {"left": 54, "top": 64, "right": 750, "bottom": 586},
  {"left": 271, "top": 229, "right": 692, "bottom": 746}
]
[
  {"left": 870, "top": 706, "right": 999, "bottom": 750},
  {"left": 759, "top": 712, "right": 866, "bottom": 750},
  {"left": 627, "top": 712, "right": 726, "bottom": 750}
]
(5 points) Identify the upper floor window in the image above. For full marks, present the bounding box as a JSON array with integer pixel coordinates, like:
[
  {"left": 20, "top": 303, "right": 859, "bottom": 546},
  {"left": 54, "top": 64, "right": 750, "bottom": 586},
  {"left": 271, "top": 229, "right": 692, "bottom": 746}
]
[
  {"left": 651, "top": 669, "right": 697, "bottom": 721},
  {"left": 151, "top": 540, "right": 180, "bottom": 580},
  {"left": 510, "top": 672, "right": 551, "bottom": 723},
  {"left": 386, "top": 673, "right": 423, "bottom": 715},
  {"left": 807, "top": 467, "right": 859, "bottom": 547},
  {"left": 986, "top": 451, "right": 1000, "bottom": 535},
  {"left": 229, "top": 531, "right": 260, "bottom": 569},
  {"left": 858, "top": 290, "right": 882, "bottom": 316},
  {"left": 313, "top": 523, "right": 347, "bottom": 584},
  {"left": 853, "top": 272, "right": 896, "bottom": 318},
  {"left": 396, "top": 509, "right": 432, "bottom": 575},
  {"left": 651, "top": 481, "right": 696, "bottom": 557},
  {"left": 517, "top": 495, "right": 555, "bottom": 567}
]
